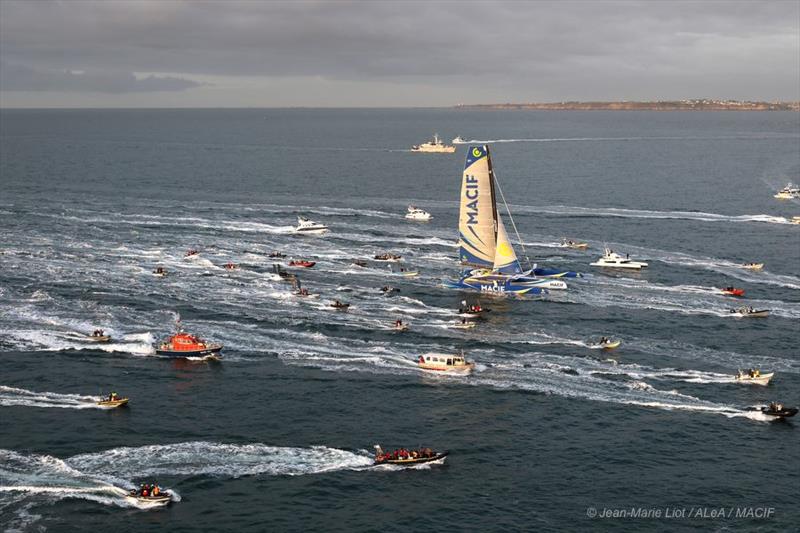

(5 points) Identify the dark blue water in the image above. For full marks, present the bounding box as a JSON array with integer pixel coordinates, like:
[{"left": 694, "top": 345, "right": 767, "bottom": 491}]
[{"left": 1, "top": 109, "right": 799, "bottom": 532}]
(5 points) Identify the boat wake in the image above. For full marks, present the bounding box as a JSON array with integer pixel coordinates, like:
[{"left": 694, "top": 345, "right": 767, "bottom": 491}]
[{"left": 0, "top": 386, "right": 108, "bottom": 410}]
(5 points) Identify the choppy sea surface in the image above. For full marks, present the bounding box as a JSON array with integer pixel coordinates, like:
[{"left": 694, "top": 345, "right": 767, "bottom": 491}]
[{"left": 1, "top": 108, "right": 799, "bottom": 532}]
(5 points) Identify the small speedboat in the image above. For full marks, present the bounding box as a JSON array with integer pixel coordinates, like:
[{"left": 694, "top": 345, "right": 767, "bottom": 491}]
[
  {"left": 373, "top": 445, "right": 448, "bottom": 466},
  {"left": 730, "top": 307, "right": 769, "bottom": 318},
  {"left": 330, "top": 301, "right": 350, "bottom": 310},
  {"left": 268, "top": 251, "right": 287, "bottom": 258},
  {"left": 405, "top": 205, "right": 432, "bottom": 221},
  {"left": 411, "top": 133, "right": 456, "bottom": 153},
  {"left": 741, "top": 262, "right": 764, "bottom": 271},
  {"left": 590, "top": 248, "right": 648, "bottom": 270},
  {"left": 392, "top": 321, "right": 409, "bottom": 332},
  {"left": 223, "top": 262, "right": 238, "bottom": 270},
  {"left": 351, "top": 259, "right": 368, "bottom": 267},
  {"left": 374, "top": 253, "right": 402, "bottom": 261},
  {"left": 418, "top": 352, "right": 475, "bottom": 374},
  {"left": 380, "top": 286, "right": 400, "bottom": 294},
  {"left": 97, "top": 395, "right": 129, "bottom": 408},
  {"left": 594, "top": 338, "right": 621, "bottom": 350},
  {"left": 152, "top": 267, "right": 167, "bottom": 277},
  {"left": 720, "top": 287, "right": 745, "bottom": 297},
  {"left": 457, "top": 304, "right": 489, "bottom": 318},
  {"left": 85, "top": 330, "right": 112, "bottom": 343},
  {"left": 753, "top": 402, "right": 798, "bottom": 419},
  {"left": 295, "top": 216, "right": 329, "bottom": 235},
  {"left": 184, "top": 249, "right": 199, "bottom": 258},
  {"left": 451, "top": 321, "right": 476, "bottom": 329},
  {"left": 390, "top": 269, "right": 419, "bottom": 277},
  {"left": 734, "top": 369, "right": 773, "bottom": 386},
  {"left": 452, "top": 136, "right": 465, "bottom": 144},
  {"left": 289, "top": 260, "right": 316, "bottom": 268},
  {"left": 155, "top": 328, "right": 223, "bottom": 357},
  {"left": 126, "top": 488, "right": 173, "bottom": 506},
  {"left": 561, "top": 239, "right": 589, "bottom": 250},
  {"left": 773, "top": 183, "right": 800, "bottom": 199}
]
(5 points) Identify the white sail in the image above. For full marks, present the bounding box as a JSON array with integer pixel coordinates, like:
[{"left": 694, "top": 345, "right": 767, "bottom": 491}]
[{"left": 458, "top": 145, "right": 497, "bottom": 267}]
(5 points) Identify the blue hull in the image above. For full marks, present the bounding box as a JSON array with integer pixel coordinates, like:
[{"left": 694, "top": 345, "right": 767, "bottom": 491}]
[
  {"left": 444, "top": 278, "right": 548, "bottom": 295},
  {"left": 532, "top": 268, "right": 582, "bottom": 278}
]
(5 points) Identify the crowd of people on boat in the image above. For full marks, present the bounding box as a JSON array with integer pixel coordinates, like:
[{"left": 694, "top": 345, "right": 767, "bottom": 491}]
[
  {"left": 132, "top": 483, "right": 163, "bottom": 498},
  {"left": 91, "top": 329, "right": 105, "bottom": 337},
  {"left": 376, "top": 447, "right": 436, "bottom": 462},
  {"left": 739, "top": 368, "right": 761, "bottom": 378}
]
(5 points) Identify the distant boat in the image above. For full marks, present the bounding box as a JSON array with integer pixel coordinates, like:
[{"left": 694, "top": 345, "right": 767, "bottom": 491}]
[
  {"left": 590, "top": 248, "right": 648, "bottom": 270},
  {"left": 452, "top": 136, "right": 465, "bottom": 144},
  {"left": 405, "top": 205, "right": 432, "bottom": 221},
  {"left": 774, "top": 183, "right": 800, "bottom": 199},
  {"left": 445, "top": 145, "right": 577, "bottom": 294},
  {"left": 411, "top": 133, "right": 456, "bottom": 153},
  {"left": 294, "top": 216, "right": 328, "bottom": 234}
]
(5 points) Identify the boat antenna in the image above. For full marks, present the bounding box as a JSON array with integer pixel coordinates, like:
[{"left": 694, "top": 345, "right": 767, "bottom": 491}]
[{"left": 491, "top": 169, "right": 530, "bottom": 267}]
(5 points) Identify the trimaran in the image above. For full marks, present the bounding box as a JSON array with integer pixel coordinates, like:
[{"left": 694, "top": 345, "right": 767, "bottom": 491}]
[{"left": 445, "top": 145, "right": 580, "bottom": 294}]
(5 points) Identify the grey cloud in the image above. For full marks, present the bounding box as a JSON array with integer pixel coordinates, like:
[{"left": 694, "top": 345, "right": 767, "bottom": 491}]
[
  {"left": 0, "top": 0, "right": 797, "bottom": 103},
  {"left": 0, "top": 62, "right": 202, "bottom": 93}
]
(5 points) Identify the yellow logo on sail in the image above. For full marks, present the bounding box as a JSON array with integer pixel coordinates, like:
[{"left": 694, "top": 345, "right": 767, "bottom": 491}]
[
  {"left": 497, "top": 242, "right": 513, "bottom": 258},
  {"left": 472, "top": 147, "right": 482, "bottom": 158}
]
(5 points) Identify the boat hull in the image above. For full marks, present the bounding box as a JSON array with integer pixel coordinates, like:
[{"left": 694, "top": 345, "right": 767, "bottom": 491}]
[
  {"left": 418, "top": 362, "right": 474, "bottom": 374},
  {"left": 721, "top": 289, "right": 745, "bottom": 297},
  {"left": 598, "top": 340, "right": 621, "bottom": 350},
  {"left": 155, "top": 345, "right": 223, "bottom": 357},
  {"left": 375, "top": 452, "right": 449, "bottom": 466},
  {"left": 532, "top": 268, "right": 582, "bottom": 278},
  {"left": 97, "top": 398, "right": 129, "bottom": 408},
  {"left": 734, "top": 372, "right": 773, "bottom": 386},
  {"left": 85, "top": 335, "right": 111, "bottom": 343},
  {"left": 445, "top": 277, "right": 547, "bottom": 295},
  {"left": 126, "top": 493, "right": 173, "bottom": 506},
  {"left": 732, "top": 310, "right": 769, "bottom": 318}
]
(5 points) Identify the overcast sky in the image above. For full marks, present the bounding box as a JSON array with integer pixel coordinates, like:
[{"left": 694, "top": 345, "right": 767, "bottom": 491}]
[{"left": 1, "top": 0, "right": 798, "bottom": 108}]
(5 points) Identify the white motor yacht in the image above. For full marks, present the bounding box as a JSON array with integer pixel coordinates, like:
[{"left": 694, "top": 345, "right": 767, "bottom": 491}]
[
  {"left": 294, "top": 216, "right": 329, "bottom": 234},
  {"left": 774, "top": 183, "right": 800, "bottom": 199},
  {"left": 590, "top": 248, "right": 648, "bottom": 270},
  {"left": 411, "top": 133, "right": 456, "bottom": 153},
  {"left": 452, "top": 136, "right": 465, "bottom": 144},
  {"left": 405, "top": 205, "right": 432, "bottom": 220}
]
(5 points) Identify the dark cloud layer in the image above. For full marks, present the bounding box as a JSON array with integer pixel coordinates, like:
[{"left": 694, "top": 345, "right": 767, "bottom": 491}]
[{"left": 0, "top": 0, "right": 797, "bottom": 104}]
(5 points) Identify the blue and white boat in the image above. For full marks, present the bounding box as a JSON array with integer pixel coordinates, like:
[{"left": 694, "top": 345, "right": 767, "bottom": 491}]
[{"left": 445, "top": 145, "right": 576, "bottom": 295}]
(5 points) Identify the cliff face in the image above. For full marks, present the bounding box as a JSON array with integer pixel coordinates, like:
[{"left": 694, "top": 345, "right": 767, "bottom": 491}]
[{"left": 455, "top": 100, "right": 800, "bottom": 111}]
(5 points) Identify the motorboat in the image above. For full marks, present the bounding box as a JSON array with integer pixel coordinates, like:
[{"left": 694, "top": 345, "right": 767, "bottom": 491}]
[
  {"left": 389, "top": 268, "right": 419, "bottom": 277},
  {"left": 288, "top": 260, "right": 316, "bottom": 268},
  {"left": 734, "top": 369, "right": 773, "bottom": 386},
  {"left": 351, "top": 259, "right": 368, "bottom": 267},
  {"left": 268, "top": 251, "right": 287, "bottom": 258},
  {"left": 411, "top": 133, "right": 456, "bottom": 153},
  {"left": 97, "top": 393, "right": 128, "bottom": 408},
  {"left": 451, "top": 321, "right": 476, "bottom": 329},
  {"left": 720, "top": 287, "right": 745, "bottom": 297},
  {"left": 272, "top": 264, "right": 296, "bottom": 280},
  {"left": 85, "top": 330, "right": 111, "bottom": 343},
  {"left": 774, "top": 183, "right": 800, "bottom": 199},
  {"left": 741, "top": 262, "right": 764, "bottom": 271},
  {"left": 374, "top": 253, "right": 402, "bottom": 261},
  {"left": 295, "top": 288, "right": 316, "bottom": 298},
  {"left": 458, "top": 303, "right": 490, "bottom": 318},
  {"left": 753, "top": 402, "right": 798, "bottom": 419},
  {"left": 561, "top": 239, "right": 589, "bottom": 250},
  {"left": 155, "top": 326, "right": 223, "bottom": 357},
  {"left": 791, "top": 216, "right": 800, "bottom": 225},
  {"left": 593, "top": 338, "right": 621, "bottom": 350},
  {"left": 373, "top": 445, "right": 448, "bottom": 466},
  {"left": 590, "top": 248, "right": 648, "bottom": 270},
  {"left": 184, "top": 249, "right": 199, "bottom": 258},
  {"left": 126, "top": 487, "right": 173, "bottom": 506},
  {"left": 223, "top": 262, "right": 238, "bottom": 270},
  {"left": 392, "top": 321, "right": 409, "bottom": 332},
  {"left": 418, "top": 352, "right": 475, "bottom": 374},
  {"left": 152, "top": 266, "right": 168, "bottom": 277},
  {"left": 730, "top": 307, "right": 769, "bottom": 318},
  {"left": 330, "top": 300, "right": 350, "bottom": 310},
  {"left": 452, "top": 136, "right": 465, "bottom": 144},
  {"left": 405, "top": 205, "right": 432, "bottom": 221},
  {"left": 380, "top": 286, "right": 400, "bottom": 294},
  {"left": 295, "top": 216, "right": 329, "bottom": 235}
]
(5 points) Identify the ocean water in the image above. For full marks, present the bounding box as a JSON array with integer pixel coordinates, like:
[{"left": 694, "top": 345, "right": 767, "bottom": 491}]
[{"left": 1, "top": 108, "right": 799, "bottom": 532}]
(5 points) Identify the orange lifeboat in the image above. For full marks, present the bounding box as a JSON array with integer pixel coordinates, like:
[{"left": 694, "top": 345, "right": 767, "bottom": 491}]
[{"left": 156, "top": 330, "right": 222, "bottom": 358}]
